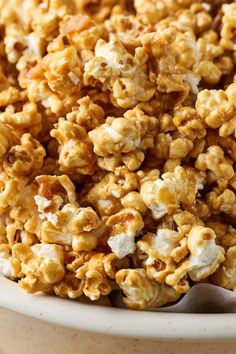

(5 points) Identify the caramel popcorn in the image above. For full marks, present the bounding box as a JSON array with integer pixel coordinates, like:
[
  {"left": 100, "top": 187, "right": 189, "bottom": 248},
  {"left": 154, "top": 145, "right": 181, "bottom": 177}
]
[
  {"left": 140, "top": 166, "right": 205, "bottom": 220},
  {"left": 195, "top": 146, "right": 234, "bottom": 188},
  {"left": 116, "top": 268, "right": 180, "bottom": 309},
  {"left": 106, "top": 208, "right": 144, "bottom": 258},
  {"left": 0, "top": 0, "right": 235, "bottom": 310},
  {"left": 196, "top": 86, "right": 236, "bottom": 137}
]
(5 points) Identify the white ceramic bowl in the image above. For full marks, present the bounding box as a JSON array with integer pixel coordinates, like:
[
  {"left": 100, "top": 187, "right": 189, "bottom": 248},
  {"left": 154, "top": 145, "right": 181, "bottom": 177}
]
[{"left": 0, "top": 275, "right": 236, "bottom": 354}]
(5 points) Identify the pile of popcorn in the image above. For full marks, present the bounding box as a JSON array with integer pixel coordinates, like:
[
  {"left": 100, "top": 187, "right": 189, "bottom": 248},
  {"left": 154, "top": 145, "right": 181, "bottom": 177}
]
[{"left": 0, "top": 0, "right": 236, "bottom": 310}]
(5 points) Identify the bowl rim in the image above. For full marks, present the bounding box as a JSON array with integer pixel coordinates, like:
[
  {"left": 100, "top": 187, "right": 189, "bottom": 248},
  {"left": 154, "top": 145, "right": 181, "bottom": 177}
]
[{"left": 0, "top": 276, "right": 235, "bottom": 340}]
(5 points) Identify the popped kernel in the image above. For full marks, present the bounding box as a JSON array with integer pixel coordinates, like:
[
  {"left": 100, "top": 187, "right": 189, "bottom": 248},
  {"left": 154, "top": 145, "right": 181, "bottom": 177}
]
[
  {"left": 3, "top": 133, "right": 46, "bottom": 178},
  {"left": 211, "top": 246, "right": 236, "bottom": 291},
  {"left": 195, "top": 146, "right": 234, "bottom": 188},
  {"left": 166, "top": 225, "right": 225, "bottom": 293},
  {"left": 12, "top": 243, "right": 65, "bottom": 293},
  {"left": 116, "top": 268, "right": 180, "bottom": 309},
  {"left": 106, "top": 208, "right": 144, "bottom": 258},
  {"left": 196, "top": 86, "right": 236, "bottom": 137},
  {"left": 140, "top": 166, "right": 205, "bottom": 220}
]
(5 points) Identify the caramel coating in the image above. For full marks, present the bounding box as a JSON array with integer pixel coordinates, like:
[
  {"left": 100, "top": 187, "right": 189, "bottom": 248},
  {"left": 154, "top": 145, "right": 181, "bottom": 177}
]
[{"left": 0, "top": 0, "right": 235, "bottom": 310}]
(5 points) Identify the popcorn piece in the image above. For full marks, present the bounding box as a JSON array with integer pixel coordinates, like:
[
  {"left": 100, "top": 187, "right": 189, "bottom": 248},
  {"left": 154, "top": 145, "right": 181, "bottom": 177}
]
[
  {"left": 51, "top": 117, "right": 96, "bottom": 175},
  {"left": 0, "top": 102, "right": 42, "bottom": 138},
  {"left": 211, "top": 246, "right": 236, "bottom": 291},
  {"left": 195, "top": 146, "right": 234, "bottom": 188},
  {"left": 0, "top": 122, "right": 16, "bottom": 158},
  {"left": 173, "top": 210, "right": 204, "bottom": 235},
  {"left": 220, "top": 3, "right": 236, "bottom": 51},
  {"left": 206, "top": 222, "right": 236, "bottom": 250},
  {"left": 76, "top": 253, "right": 114, "bottom": 301},
  {"left": 7, "top": 183, "right": 40, "bottom": 246},
  {"left": 86, "top": 167, "right": 138, "bottom": 216},
  {"left": 137, "top": 229, "right": 188, "bottom": 283},
  {"left": 60, "top": 14, "right": 103, "bottom": 51},
  {"left": 166, "top": 226, "right": 225, "bottom": 292},
  {"left": 84, "top": 39, "right": 155, "bottom": 108},
  {"left": 121, "top": 191, "right": 147, "bottom": 213},
  {"left": 116, "top": 268, "right": 180, "bottom": 309},
  {"left": 0, "top": 244, "right": 21, "bottom": 279},
  {"left": 0, "top": 87, "right": 26, "bottom": 107},
  {"left": 106, "top": 15, "right": 150, "bottom": 49},
  {"left": 12, "top": 243, "right": 65, "bottom": 293},
  {"left": 106, "top": 208, "right": 144, "bottom": 258},
  {"left": 140, "top": 166, "right": 205, "bottom": 219},
  {"left": 89, "top": 108, "right": 157, "bottom": 170},
  {"left": 35, "top": 175, "right": 77, "bottom": 223},
  {"left": 0, "top": 172, "right": 26, "bottom": 214},
  {"left": 140, "top": 28, "right": 193, "bottom": 100},
  {"left": 134, "top": 0, "right": 191, "bottom": 24},
  {"left": 173, "top": 107, "right": 206, "bottom": 140},
  {"left": 196, "top": 87, "right": 236, "bottom": 137},
  {"left": 4, "top": 24, "right": 27, "bottom": 63},
  {"left": 207, "top": 189, "right": 236, "bottom": 219},
  {"left": 40, "top": 203, "right": 103, "bottom": 252},
  {"left": 42, "top": 46, "right": 82, "bottom": 95},
  {"left": 65, "top": 96, "right": 105, "bottom": 131},
  {"left": 3, "top": 133, "right": 46, "bottom": 178}
]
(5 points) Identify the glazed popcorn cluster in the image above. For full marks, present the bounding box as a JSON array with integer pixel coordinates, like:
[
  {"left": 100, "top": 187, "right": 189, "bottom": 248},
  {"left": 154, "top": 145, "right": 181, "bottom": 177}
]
[{"left": 0, "top": 0, "right": 236, "bottom": 311}]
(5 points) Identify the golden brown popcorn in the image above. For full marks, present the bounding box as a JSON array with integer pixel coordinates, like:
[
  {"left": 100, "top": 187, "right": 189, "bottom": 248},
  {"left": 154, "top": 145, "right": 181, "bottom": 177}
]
[
  {"left": 140, "top": 166, "right": 205, "bottom": 220},
  {"left": 158, "top": 113, "right": 175, "bottom": 133},
  {"left": 51, "top": 118, "right": 96, "bottom": 175},
  {"left": 211, "top": 246, "right": 236, "bottom": 291},
  {"left": 106, "top": 15, "right": 150, "bottom": 49},
  {"left": 169, "top": 136, "right": 193, "bottom": 159},
  {"left": 173, "top": 210, "right": 204, "bottom": 235},
  {"left": 196, "top": 86, "right": 236, "bottom": 137},
  {"left": 86, "top": 167, "right": 138, "bottom": 216},
  {"left": 0, "top": 87, "right": 27, "bottom": 107},
  {"left": 0, "top": 244, "right": 21, "bottom": 279},
  {"left": 166, "top": 225, "right": 225, "bottom": 293},
  {"left": 39, "top": 203, "right": 104, "bottom": 252},
  {"left": 0, "top": 172, "right": 26, "bottom": 214},
  {"left": 7, "top": 183, "right": 40, "bottom": 246},
  {"left": 106, "top": 208, "right": 144, "bottom": 258},
  {"left": 35, "top": 174, "right": 77, "bottom": 223},
  {"left": 12, "top": 243, "right": 65, "bottom": 293},
  {"left": 42, "top": 46, "right": 82, "bottom": 95},
  {"left": 116, "top": 268, "right": 180, "bottom": 309},
  {"left": 66, "top": 96, "right": 105, "bottom": 131},
  {"left": 0, "top": 102, "right": 42, "bottom": 138},
  {"left": 206, "top": 188, "right": 236, "bottom": 219},
  {"left": 173, "top": 106, "right": 206, "bottom": 140},
  {"left": 137, "top": 229, "right": 188, "bottom": 283},
  {"left": 195, "top": 146, "right": 234, "bottom": 188},
  {"left": 3, "top": 133, "right": 46, "bottom": 178},
  {"left": 218, "top": 135, "right": 236, "bottom": 161},
  {"left": 0, "top": 122, "right": 16, "bottom": 158},
  {"left": 89, "top": 108, "right": 158, "bottom": 170},
  {"left": 206, "top": 221, "right": 236, "bottom": 250},
  {"left": 220, "top": 3, "right": 236, "bottom": 51},
  {"left": 140, "top": 28, "right": 196, "bottom": 100},
  {"left": 4, "top": 23, "right": 27, "bottom": 63},
  {"left": 84, "top": 39, "right": 155, "bottom": 108},
  {"left": 152, "top": 133, "right": 172, "bottom": 160},
  {"left": 76, "top": 253, "right": 114, "bottom": 301},
  {"left": 60, "top": 14, "right": 104, "bottom": 52},
  {"left": 134, "top": 0, "right": 192, "bottom": 24},
  {"left": 121, "top": 191, "right": 147, "bottom": 213}
]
